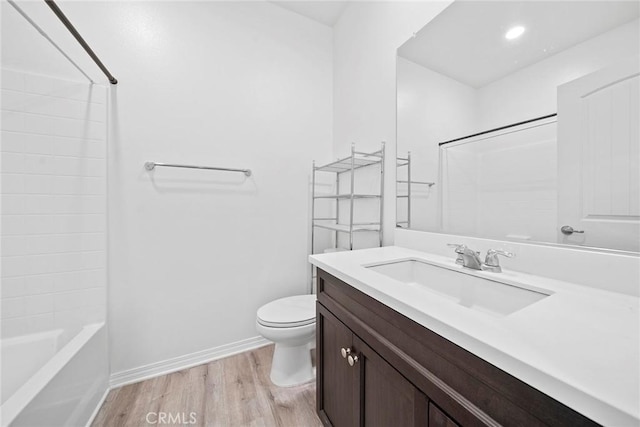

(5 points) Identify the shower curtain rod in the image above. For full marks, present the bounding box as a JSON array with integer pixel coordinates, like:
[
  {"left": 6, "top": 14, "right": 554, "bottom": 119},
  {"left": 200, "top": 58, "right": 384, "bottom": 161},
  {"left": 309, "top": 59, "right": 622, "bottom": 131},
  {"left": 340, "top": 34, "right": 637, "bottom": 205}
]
[
  {"left": 44, "top": 0, "right": 118, "bottom": 85},
  {"left": 438, "top": 113, "right": 557, "bottom": 146},
  {"left": 7, "top": 0, "right": 94, "bottom": 83}
]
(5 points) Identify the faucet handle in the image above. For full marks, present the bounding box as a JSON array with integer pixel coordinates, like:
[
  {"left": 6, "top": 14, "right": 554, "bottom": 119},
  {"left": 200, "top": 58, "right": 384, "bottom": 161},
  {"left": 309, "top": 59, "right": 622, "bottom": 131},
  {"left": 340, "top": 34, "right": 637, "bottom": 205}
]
[
  {"left": 484, "top": 249, "right": 515, "bottom": 269},
  {"left": 447, "top": 243, "right": 465, "bottom": 252},
  {"left": 447, "top": 243, "right": 466, "bottom": 265}
]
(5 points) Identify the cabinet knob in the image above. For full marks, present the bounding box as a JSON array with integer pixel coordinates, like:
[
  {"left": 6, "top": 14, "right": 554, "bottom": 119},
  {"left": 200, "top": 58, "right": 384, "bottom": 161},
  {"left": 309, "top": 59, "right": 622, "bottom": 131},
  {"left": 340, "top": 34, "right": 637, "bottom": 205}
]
[
  {"left": 348, "top": 355, "right": 359, "bottom": 366},
  {"left": 340, "top": 347, "right": 351, "bottom": 358}
]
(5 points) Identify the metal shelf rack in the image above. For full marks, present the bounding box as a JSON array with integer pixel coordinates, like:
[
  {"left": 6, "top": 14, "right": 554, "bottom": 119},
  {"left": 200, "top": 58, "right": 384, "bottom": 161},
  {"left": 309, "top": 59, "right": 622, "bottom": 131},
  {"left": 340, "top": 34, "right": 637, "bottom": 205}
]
[
  {"left": 311, "top": 142, "right": 385, "bottom": 253},
  {"left": 396, "top": 152, "right": 434, "bottom": 228}
]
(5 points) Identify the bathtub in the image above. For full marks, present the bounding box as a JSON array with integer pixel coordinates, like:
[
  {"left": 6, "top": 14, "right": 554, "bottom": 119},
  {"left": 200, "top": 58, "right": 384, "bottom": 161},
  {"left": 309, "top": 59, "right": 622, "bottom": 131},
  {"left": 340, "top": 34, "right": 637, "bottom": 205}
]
[
  {"left": 1, "top": 329, "right": 64, "bottom": 406},
  {"left": 1, "top": 323, "right": 108, "bottom": 427}
]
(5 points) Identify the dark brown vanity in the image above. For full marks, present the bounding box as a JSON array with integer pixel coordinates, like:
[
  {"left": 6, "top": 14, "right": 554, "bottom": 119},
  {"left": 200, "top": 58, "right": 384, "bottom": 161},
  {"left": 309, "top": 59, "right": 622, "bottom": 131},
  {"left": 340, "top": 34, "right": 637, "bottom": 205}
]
[{"left": 316, "top": 268, "right": 599, "bottom": 427}]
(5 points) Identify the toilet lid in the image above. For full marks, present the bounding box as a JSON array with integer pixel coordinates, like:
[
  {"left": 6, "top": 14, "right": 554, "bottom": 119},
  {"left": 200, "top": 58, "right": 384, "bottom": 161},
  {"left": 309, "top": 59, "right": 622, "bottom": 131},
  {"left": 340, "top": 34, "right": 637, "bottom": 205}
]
[{"left": 257, "top": 294, "right": 316, "bottom": 328}]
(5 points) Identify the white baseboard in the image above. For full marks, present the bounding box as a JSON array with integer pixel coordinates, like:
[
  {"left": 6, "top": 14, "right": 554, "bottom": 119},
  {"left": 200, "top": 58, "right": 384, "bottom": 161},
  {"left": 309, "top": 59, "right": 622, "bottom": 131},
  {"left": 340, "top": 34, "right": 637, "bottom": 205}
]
[
  {"left": 109, "top": 336, "right": 271, "bottom": 389},
  {"left": 85, "top": 386, "right": 110, "bottom": 427}
]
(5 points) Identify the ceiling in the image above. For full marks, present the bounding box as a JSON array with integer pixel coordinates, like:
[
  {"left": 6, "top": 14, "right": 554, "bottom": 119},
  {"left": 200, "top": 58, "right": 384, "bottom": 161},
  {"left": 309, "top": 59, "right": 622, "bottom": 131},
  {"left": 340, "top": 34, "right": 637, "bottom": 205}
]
[
  {"left": 398, "top": 1, "right": 640, "bottom": 88},
  {"left": 270, "top": 1, "right": 349, "bottom": 27}
]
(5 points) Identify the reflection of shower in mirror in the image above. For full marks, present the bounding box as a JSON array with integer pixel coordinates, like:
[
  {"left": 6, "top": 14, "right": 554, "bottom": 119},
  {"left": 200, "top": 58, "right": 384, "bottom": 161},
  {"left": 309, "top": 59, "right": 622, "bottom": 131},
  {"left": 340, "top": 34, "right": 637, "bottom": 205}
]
[
  {"left": 439, "top": 116, "right": 557, "bottom": 244},
  {"left": 396, "top": 0, "right": 639, "bottom": 253}
]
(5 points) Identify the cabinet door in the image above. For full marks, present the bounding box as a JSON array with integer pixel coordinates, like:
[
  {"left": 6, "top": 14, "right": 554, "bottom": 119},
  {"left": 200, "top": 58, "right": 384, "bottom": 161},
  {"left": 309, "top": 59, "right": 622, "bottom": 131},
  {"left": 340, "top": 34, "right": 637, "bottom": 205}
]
[
  {"left": 317, "top": 305, "right": 358, "bottom": 427},
  {"left": 353, "top": 336, "right": 428, "bottom": 427},
  {"left": 428, "top": 402, "right": 459, "bottom": 427}
]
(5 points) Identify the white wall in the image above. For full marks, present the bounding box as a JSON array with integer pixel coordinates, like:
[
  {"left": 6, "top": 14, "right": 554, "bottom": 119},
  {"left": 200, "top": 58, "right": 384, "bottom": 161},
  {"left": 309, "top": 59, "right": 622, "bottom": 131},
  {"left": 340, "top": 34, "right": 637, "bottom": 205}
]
[
  {"left": 441, "top": 148, "right": 477, "bottom": 236},
  {"left": 477, "top": 19, "right": 640, "bottom": 131},
  {"left": 332, "top": 1, "right": 452, "bottom": 245},
  {"left": 397, "top": 57, "right": 477, "bottom": 231},
  {"left": 40, "top": 1, "right": 333, "bottom": 376}
]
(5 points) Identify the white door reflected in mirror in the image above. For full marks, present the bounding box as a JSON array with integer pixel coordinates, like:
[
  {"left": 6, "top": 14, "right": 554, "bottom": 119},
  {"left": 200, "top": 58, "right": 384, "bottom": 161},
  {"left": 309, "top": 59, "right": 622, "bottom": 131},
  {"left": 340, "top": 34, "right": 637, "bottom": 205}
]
[
  {"left": 396, "top": 0, "right": 640, "bottom": 253},
  {"left": 557, "top": 57, "right": 639, "bottom": 252}
]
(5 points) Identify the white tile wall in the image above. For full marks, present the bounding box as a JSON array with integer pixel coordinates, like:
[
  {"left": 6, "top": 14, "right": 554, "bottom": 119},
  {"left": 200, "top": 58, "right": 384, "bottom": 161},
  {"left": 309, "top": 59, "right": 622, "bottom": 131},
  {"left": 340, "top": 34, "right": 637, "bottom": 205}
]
[{"left": 1, "top": 69, "right": 107, "bottom": 340}]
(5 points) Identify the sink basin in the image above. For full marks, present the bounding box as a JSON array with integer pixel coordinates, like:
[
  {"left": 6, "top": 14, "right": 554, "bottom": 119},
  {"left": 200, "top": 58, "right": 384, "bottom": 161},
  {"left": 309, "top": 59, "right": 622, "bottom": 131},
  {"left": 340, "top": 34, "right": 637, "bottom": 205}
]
[{"left": 366, "top": 259, "right": 550, "bottom": 316}]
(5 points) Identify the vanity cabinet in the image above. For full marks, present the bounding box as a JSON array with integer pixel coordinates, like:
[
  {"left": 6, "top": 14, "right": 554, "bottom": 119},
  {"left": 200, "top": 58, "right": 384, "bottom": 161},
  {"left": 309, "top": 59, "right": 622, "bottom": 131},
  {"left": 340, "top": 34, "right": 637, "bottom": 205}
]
[
  {"left": 315, "top": 268, "right": 599, "bottom": 427},
  {"left": 318, "top": 305, "right": 428, "bottom": 427}
]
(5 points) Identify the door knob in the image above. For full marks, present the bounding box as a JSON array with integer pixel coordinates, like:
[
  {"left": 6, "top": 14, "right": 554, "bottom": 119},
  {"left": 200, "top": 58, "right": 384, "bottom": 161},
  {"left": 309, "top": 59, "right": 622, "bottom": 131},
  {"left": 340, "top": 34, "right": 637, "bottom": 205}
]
[
  {"left": 340, "top": 347, "right": 351, "bottom": 358},
  {"left": 561, "top": 225, "right": 584, "bottom": 235},
  {"left": 348, "top": 354, "right": 359, "bottom": 366}
]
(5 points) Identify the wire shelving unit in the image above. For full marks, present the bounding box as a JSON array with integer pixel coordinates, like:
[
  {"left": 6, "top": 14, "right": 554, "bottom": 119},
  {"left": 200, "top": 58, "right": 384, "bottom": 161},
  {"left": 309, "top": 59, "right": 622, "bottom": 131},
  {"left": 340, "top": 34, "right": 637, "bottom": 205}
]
[
  {"left": 311, "top": 142, "right": 385, "bottom": 254},
  {"left": 396, "top": 152, "right": 435, "bottom": 228}
]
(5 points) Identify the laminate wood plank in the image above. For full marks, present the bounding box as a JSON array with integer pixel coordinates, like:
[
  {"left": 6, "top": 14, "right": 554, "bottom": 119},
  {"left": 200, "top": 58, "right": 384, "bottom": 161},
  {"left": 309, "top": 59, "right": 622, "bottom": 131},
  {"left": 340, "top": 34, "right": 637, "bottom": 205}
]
[
  {"left": 203, "top": 357, "right": 229, "bottom": 426},
  {"left": 92, "top": 345, "right": 322, "bottom": 427},
  {"left": 221, "top": 350, "right": 265, "bottom": 426}
]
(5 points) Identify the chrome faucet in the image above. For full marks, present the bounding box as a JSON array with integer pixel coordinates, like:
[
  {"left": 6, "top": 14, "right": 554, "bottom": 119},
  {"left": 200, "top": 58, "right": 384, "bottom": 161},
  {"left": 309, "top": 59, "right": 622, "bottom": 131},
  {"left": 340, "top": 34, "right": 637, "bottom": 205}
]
[
  {"left": 448, "top": 244, "right": 514, "bottom": 272},
  {"left": 460, "top": 246, "right": 483, "bottom": 270},
  {"left": 447, "top": 244, "right": 482, "bottom": 269},
  {"left": 482, "top": 249, "right": 514, "bottom": 273},
  {"left": 446, "top": 243, "right": 465, "bottom": 265}
]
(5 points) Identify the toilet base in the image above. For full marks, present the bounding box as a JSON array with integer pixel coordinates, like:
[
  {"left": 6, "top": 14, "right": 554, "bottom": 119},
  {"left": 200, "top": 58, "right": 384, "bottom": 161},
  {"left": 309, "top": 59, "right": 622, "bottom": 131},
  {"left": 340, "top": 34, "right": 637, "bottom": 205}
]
[
  {"left": 255, "top": 295, "right": 317, "bottom": 388},
  {"left": 270, "top": 342, "right": 314, "bottom": 387}
]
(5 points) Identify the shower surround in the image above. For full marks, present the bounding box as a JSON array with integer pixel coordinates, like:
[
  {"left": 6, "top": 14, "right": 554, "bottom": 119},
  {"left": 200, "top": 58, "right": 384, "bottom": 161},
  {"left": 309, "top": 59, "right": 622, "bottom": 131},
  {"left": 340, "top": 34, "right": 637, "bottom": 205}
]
[{"left": 1, "top": 69, "right": 109, "bottom": 425}]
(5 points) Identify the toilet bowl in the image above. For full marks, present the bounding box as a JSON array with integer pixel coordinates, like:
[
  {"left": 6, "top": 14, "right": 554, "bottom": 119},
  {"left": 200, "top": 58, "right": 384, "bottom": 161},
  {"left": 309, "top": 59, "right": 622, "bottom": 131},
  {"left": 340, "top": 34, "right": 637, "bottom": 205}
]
[{"left": 256, "top": 294, "right": 316, "bottom": 387}]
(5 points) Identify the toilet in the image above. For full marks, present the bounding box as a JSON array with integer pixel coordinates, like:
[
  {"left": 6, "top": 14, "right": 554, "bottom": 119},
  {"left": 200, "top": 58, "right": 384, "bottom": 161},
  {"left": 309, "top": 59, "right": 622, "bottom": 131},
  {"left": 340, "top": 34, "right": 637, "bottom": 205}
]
[{"left": 256, "top": 294, "right": 316, "bottom": 387}]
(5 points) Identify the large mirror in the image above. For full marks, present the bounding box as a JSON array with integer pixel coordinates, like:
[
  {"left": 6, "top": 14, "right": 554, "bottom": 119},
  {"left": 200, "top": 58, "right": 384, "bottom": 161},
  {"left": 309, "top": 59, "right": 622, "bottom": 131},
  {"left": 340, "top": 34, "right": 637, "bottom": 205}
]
[{"left": 396, "top": 1, "right": 640, "bottom": 253}]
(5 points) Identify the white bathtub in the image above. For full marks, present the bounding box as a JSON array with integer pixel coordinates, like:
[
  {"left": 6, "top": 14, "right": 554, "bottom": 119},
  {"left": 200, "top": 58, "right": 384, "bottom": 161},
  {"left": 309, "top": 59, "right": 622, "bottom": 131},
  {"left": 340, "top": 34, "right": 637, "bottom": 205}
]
[
  {"left": 0, "top": 323, "right": 108, "bottom": 427},
  {"left": 1, "top": 330, "right": 64, "bottom": 406}
]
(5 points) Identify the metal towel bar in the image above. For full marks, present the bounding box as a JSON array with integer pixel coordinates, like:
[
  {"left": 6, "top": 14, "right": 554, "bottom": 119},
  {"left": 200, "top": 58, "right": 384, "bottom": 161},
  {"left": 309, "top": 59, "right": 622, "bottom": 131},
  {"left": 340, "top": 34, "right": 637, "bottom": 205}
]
[
  {"left": 397, "top": 180, "right": 435, "bottom": 186},
  {"left": 144, "top": 162, "right": 251, "bottom": 177}
]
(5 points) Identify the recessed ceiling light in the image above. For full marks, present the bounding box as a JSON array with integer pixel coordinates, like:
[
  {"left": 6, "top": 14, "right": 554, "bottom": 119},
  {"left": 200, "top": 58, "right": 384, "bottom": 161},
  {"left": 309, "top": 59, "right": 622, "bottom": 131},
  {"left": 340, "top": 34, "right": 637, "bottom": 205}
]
[{"left": 505, "top": 26, "right": 525, "bottom": 40}]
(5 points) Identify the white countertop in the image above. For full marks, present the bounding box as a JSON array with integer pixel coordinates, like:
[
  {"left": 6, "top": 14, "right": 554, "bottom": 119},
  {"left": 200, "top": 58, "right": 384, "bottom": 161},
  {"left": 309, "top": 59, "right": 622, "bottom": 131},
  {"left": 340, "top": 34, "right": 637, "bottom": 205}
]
[{"left": 309, "top": 246, "right": 640, "bottom": 426}]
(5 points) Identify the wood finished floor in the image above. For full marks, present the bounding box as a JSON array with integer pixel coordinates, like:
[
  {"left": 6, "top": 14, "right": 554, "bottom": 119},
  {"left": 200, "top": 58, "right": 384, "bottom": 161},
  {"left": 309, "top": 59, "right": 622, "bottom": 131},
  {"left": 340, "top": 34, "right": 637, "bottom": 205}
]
[{"left": 92, "top": 345, "right": 322, "bottom": 427}]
